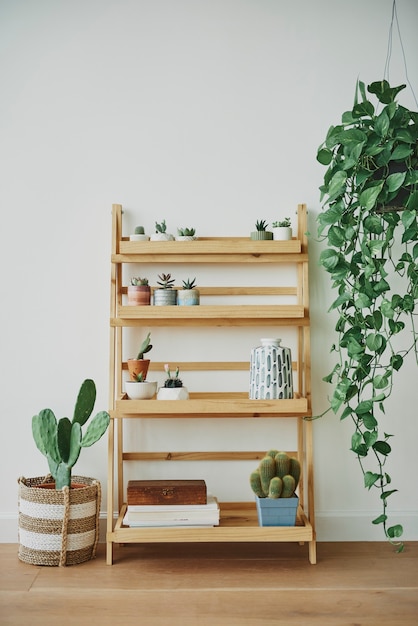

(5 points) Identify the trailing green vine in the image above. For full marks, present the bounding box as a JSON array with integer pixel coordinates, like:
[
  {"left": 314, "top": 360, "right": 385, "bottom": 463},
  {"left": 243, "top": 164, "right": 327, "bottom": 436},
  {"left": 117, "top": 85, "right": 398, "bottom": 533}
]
[{"left": 316, "top": 80, "right": 418, "bottom": 550}]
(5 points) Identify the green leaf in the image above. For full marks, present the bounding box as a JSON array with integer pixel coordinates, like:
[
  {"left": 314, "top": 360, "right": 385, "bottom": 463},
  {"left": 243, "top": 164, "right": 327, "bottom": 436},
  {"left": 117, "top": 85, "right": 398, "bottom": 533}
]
[
  {"left": 320, "top": 249, "right": 340, "bottom": 271},
  {"left": 387, "top": 525, "right": 403, "bottom": 538},
  {"left": 375, "top": 110, "right": 390, "bottom": 137},
  {"left": 362, "top": 413, "right": 378, "bottom": 430},
  {"left": 386, "top": 171, "right": 406, "bottom": 193},
  {"left": 373, "top": 441, "right": 392, "bottom": 455},
  {"left": 359, "top": 183, "right": 384, "bottom": 210},
  {"left": 390, "top": 354, "right": 403, "bottom": 371},
  {"left": 317, "top": 147, "right": 333, "bottom": 165},
  {"left": 327, "top": 170, "right": 348, "bottom": 200},
  {"left": 364, "top": 471, "right": 380, "bottom": 489},
  {"left": 390, "top": 144, "right": 412, "bottom": 160},
  {"left": 381, "top": 489, "right": 398, "bottom": 500},
  {"left": 366, "top": 333, "right": 384, "bottom": 352},
  {"left": 372, "top": 514, "right": 387, "bottom": 525},
  {"left": 355, "top": 400, "right": 373, "bottom": 415},
  {"left": 373, "top": 374, "right": 390, "bottom": 389}
]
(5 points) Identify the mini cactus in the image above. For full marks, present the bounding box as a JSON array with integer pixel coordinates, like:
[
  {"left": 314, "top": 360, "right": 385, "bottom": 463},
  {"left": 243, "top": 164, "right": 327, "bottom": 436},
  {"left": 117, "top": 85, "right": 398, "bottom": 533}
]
[
  {"left": 155, "top": 220, "right": 167, "bottom": 233},
  {"left": 130, "top": 276, "right": 149, "bottom": 286},
  {"left": 137, "top": 332, "right": 153, "bottom": 359},
  {"left": 250, "top": 450, "right": 300, "bottom": 499},
  {"left": 157, "top": 273, "right": 175, "bottom": 289},
  {"left": 32, "top": 379, "right": 110, "bottom": 490},
  {"left": 163, "top": 364, "right": 183, "bottom": 388},
  {"left": 134, "top": 226, "right": 145, "bottom": 234}
]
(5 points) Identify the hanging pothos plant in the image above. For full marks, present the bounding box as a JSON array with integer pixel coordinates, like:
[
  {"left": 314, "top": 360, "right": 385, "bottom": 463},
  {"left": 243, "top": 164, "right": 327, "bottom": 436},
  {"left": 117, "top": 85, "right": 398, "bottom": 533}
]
[{"left": 316, "top": 79, "right": 418, "bottom": 551}]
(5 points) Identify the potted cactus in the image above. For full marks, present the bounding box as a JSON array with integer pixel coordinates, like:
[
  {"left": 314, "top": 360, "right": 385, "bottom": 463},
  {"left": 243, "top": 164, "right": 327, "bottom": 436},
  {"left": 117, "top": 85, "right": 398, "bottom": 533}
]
[
  {"left": 18, "top": 379, "right": 110, "bottom": 566},
  {"left": 176, "top": 227, "right": 197, "bottom": 241},
  {"left": 250, "top": 219, "right": 273, "bottom": 240},
  {"left": 177, "top": 277, "right": 200, "bottom": 306},
  {"left": 127, "top": 277, "right": 151, "bottom": 305},
  {"left": 125, "top": 372, "right": 157, "bottom": 399},
  {"left": 150, "top": 219, "right": 174, "bottom": 241},
  {"left": 153, "top": 273, "right": 177, "bottom": 305},
  {"left": 272, "top": 217, "right": 292, "bottom": 240},
  {"left": 250, "top": 450, "right": 300, "bottom": 526},
  {"left": 157, "top": 364, "right": 189, "bottom": 400},
  {"left": 127, "top": 331, "right": 153, "bottom": 381},
  {"left": 129, "top": 225, "right": 149, "bottom": 241}
]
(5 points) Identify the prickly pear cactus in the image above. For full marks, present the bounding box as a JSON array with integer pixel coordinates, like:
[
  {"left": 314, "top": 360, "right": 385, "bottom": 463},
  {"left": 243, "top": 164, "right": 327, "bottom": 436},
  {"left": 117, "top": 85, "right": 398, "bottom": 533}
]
[
  {"left": 249, "top": 450, "right": 301, "bottom": 499},
  {"left": 32, "top": 379, "right": 110, "bottom": 490}
]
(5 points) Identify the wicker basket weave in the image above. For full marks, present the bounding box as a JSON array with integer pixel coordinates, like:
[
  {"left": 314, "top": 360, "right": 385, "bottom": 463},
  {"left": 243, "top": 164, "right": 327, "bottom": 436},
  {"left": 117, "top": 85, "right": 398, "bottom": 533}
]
[{"left": 18, "top": 475, "right": 101, "bottom": 566}]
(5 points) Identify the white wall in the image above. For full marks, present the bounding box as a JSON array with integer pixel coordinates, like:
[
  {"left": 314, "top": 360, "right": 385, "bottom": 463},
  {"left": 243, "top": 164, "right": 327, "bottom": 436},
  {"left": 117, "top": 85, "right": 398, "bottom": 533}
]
[{"left": 1, "top": 0, "right": 417, "bottom": 542}]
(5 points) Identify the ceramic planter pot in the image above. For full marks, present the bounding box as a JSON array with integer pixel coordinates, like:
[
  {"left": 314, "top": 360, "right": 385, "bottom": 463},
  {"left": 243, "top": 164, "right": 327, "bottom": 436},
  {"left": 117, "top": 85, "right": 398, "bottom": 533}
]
[
  {"left": 127, "top": 359, "right": 150, "bottom": 381},
  {"left": 125, "top": 380, "right": 157, "bottom": 399},
  {"left": 250, "top": 231, "right": 273, "bottom": 240},
  {"left": 175, "top": 235, "right": 197, "bottom": 241},
  {"left": 177, "top": 289, "right": 200, "bottom": 306},
  {"left": 18, "top": 475, "right": 101, "bottom": 566},
  {"left": 272, "top": 227, "right": 292, "bottom": 240},
  {"left": 153, "top": 289, "right": 177, "bottom": 305},
  {"left": 150, "top": 233, "right": 174, "bottom": 241},
  {"left": 157, "top": 386, "right": 189, "bottom": 400},
  {"left": 127, "top": 285, "right": 151, "bottom": 305},
  {"left": 255, "top": 495, "right": 299, "bottom": 527},
  {"left": 129, "top": 234, "right": 150, "bottom": 241}
]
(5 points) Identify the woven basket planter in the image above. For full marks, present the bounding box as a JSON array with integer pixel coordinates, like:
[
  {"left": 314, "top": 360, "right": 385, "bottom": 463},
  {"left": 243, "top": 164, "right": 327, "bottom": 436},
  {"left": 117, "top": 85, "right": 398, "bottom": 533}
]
[{"left": 18, "top": 475, "right": 101, "bottom": 566}]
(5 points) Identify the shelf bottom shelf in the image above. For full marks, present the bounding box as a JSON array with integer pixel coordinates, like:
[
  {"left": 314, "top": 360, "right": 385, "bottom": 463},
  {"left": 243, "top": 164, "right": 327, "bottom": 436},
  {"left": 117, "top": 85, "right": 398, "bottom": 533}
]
[{"left": 108, "top": 502, "right": 315, "bottom": 551}]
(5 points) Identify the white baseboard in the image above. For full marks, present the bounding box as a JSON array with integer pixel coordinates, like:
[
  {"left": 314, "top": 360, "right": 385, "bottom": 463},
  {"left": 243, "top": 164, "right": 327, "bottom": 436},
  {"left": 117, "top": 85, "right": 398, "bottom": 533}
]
[{"left": 2, "top": 511, "right": 417, "bottom": 543}]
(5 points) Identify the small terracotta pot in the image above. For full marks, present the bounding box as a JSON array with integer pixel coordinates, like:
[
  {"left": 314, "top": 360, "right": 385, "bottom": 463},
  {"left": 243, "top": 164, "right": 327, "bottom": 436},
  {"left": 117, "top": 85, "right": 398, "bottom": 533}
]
[
  {"left": 127, "top": 285, "right": 151, "bottom": 305},
  {"left": 127, "top": 359, "right": 150, "bottom": 381}
]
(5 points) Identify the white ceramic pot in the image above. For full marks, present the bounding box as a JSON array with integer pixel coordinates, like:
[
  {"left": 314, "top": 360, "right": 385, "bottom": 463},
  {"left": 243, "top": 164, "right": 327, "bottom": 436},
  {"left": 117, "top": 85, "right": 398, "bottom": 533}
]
[
  {"left": 272, "top": 227, "right": 292, "bottom": 241},
  {"left": 175, "top": 235, "right": 197, "bottom": 241},
  {"left": 150, "top": 233, "right": 174, "bottom": 241},
  {"left": 157, "top": 386, "right": 189, "bottom": 400},
  {"left": 125, "top": 380, "right": 157, "bottom": 399},
  {"left": 130, "top": 234, "right": 150, "bottom": 241}
]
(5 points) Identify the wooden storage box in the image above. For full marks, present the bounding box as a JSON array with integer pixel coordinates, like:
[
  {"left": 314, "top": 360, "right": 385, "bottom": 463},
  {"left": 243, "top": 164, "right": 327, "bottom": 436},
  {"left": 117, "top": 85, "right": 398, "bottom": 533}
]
[{"left": 127, "top": 480, "right": 207, "bottom": 505}]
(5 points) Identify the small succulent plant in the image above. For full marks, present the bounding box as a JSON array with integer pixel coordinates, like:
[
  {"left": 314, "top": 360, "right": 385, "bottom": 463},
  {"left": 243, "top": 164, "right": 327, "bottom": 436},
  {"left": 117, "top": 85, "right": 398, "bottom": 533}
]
[
  {"left": 134, "top": 226, "right": 145, "bottom": 234},
  {"left": 137, "top": 332, "right": 153, "bottom": 359},
  {"left": 272, "top": 218, "right": 291, "bottom": 228},
  {"left": 130, "top": 277, "right": 149, "bottom": 286},
  {"left": 163, "top": 364, "right": 183, "bottom": 388},
  {"left": 182, "top": 277, "right": 197, "bottom": 290},
  {"left": 157, "top": 273, "right": 175, "bottom": 289},
  {"left": 250, "top": 450, "right": 301, "bottom": 499},
  {"left": 255, "top": 219, "right": 269, "bottom": 231},
  {"left": 155, "top": 220, "right": 167, "bottom": 234},
  {"left": 177, "top": 227, "right": 196, "bottom": 237}
]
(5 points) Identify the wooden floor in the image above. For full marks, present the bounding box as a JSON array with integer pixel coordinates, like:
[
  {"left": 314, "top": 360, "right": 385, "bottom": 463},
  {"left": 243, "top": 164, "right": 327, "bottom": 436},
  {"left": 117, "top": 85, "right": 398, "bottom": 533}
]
[{"left": 1, "top": 541, "right": 418, "bottom": 625}]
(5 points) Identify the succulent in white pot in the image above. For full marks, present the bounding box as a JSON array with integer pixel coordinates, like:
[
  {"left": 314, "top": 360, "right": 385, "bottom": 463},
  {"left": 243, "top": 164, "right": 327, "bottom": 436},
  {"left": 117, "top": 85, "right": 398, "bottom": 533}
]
[
  {"left": 130, "top": 226, "right": 149, "bottom": 241},
  {"left": 157, "top": 365, "right": 189, "bottom": 400},
  {"left": 272, "top": 218, "right": 292, "bottom": 240},
  {"left": 176, "top": 227, "right": 197, "bottom": 241}
]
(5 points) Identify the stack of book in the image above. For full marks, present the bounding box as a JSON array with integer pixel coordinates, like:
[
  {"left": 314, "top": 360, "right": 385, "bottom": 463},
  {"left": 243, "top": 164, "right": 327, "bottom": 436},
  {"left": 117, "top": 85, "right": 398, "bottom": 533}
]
[{"left": 123, "top": 479, "right": 220, "bottom": 527}]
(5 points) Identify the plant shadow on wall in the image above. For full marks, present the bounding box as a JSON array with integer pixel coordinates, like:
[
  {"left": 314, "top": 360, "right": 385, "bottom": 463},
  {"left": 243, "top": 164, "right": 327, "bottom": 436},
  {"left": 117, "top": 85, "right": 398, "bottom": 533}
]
[{"left": 316, "top": 80, "right": 418, "bottom": 551}]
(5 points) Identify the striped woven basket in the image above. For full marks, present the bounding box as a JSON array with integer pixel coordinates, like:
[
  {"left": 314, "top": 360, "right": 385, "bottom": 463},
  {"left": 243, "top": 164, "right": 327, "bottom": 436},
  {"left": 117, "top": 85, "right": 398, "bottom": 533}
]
[{"left": 18, "top": 475, "right": 101, "bottom": 566}]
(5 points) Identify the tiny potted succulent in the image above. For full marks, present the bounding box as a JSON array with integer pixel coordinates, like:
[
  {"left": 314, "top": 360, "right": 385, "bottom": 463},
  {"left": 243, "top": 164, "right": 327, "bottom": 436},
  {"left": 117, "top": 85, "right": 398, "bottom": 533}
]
[
  {"left": 150, "top": 219, "right": 174, "bottom": 241},
  {"left": 176, "top": 227, "right": 197, "bottom": 241},
  {"left": 157, "top": 364, "right": 189, "bottom": 400},
  {"left": 153, "top": 273, "right": 177, "bottom": 305},
  {"left": 127, "top": 277, "right": 151, "bottom": 305},
  {"left": 125, "top": 371, "right": 157, "bottom": 400},
  {"left": 18, "top": 379, "right": 110, "bottom": 566},
  {"left": 271, "top": 217, "right": 292, "bottom": 240},
  {"left": 250, "top": 450, "right": 300, "bottom": 526},
  {"left": 250, "top": 219, "right": 273, "bottom": 240},
  {"left": 127, "top": 332, "right": 153, "bottom": 381},
  {"left": 129, "top": 226, "right": 149, "bottom": 242},
  {"left": 177, "top": 277, "right": 200, "bottom": 306}
]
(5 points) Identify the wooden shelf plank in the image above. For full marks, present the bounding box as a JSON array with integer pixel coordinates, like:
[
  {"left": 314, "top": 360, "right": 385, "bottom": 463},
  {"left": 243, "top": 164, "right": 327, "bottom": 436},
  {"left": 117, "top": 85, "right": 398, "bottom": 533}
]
[
  {"left": 113, "top": 395, "right": 310, "bottom": 418},
  {"left": 118, "top": 237, "right": 302, "bottom": 256}
]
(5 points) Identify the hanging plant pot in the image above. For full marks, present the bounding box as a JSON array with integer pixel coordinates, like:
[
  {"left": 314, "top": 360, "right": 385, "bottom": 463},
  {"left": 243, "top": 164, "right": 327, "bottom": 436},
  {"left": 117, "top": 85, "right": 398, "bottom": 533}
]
[
  {"left": 255, "top": 495, "right": 299, "bottom": 527},
  {"left": 127, "top": 359, "right": 150, "bottom": 381},
  {"left": 18, "top": 475, "right": 101, "bottom": 566}
]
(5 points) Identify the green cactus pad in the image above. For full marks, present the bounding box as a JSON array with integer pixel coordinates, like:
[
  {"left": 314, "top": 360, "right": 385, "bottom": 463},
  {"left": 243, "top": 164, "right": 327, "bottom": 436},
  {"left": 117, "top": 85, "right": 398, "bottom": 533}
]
[
  {"left": 249, "top": 470, "right": 264, "bottom": 498},
  {"left": 289, "top": 457, "right": 301, "bottom": 489},
  {"left": 268, "top": 476, "right": 283, "bottom": 498},
  {"left": 281, "top": 474, "right": 296, "bottom": 498},
  {"left": 275, "top": 451, "right": 291, "bottom": 478},
  {"left": 259, "top": 456, "right": 275, "bottom": 496},
  {"left": 73, "top": 379, "right": 96, "bottom": 426}
]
